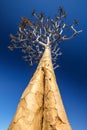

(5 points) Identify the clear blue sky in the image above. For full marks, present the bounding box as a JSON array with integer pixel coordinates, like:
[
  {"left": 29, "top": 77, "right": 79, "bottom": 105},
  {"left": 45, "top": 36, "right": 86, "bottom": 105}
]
[{"left": 0, "top": 0, "right": 87, "bottom": 130}]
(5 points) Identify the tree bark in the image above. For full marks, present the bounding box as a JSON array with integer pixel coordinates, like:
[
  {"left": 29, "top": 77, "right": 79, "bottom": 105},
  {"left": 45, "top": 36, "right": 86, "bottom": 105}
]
[
  {"left": 8, "top": 47, "right": 72, "bottom": 130},
  {"left": 8, "top": 65, "right": 44, "bottom": 130}
]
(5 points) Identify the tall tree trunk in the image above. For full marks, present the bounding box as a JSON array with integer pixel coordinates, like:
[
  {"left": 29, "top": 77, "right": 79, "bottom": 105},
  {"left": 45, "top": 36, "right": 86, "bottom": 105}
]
[
  {"left": 8, "top": 47, "right": 72, "bottom": 130},
  {"left": 8, "top": 62, "right": 45, "bottom": 130},
  {"left": 41, "top": 47, "right": 72, "bottom": 130}
]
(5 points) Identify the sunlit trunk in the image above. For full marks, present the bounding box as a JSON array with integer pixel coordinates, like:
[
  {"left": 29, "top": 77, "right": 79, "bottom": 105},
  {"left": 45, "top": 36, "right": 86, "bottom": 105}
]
[
  {"left": 41, "top": 47, "right": 72, "bottom": 130},
  {"left": 8, "top": 46, "right": 72, "bottom": 130}
]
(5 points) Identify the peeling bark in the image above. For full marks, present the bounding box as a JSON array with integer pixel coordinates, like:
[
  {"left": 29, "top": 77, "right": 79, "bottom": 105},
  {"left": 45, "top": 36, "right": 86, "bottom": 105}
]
[
  {"left": 8, "top": 47, "right": 72, "bottom": 130},
  {"left": 8, "top": 67, "right": 44, "bottom": 130}
]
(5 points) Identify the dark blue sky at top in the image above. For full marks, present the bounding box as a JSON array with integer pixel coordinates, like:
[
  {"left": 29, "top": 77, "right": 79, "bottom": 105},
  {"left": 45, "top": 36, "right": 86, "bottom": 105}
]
[{"left": 0, "top": 0, "right": 87, "bottom": 130}]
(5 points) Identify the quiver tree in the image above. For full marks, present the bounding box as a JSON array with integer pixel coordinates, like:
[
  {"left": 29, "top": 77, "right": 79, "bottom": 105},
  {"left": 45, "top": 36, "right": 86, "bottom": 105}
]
[
  {"left": 8, "top": 7, "right": 82, "bottom": 130},
  {"left": 8, "top": 7, "right": 82, "bottom": 69}
]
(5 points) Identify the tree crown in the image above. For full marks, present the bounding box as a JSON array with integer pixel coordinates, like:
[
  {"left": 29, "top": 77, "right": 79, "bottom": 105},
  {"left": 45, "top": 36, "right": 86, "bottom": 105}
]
[{"left": 8, "top": 7, "right": 82, "bottom": 69}]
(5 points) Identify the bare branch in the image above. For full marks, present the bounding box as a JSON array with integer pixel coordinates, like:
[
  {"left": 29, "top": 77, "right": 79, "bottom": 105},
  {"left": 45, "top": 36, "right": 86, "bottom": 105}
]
[
  {"left": 35, "top": 37, "right": 46, "bottom": 47},
  {"left": 62, "top": 25, "right": 82, "bottom": 41},
  {"left": 8, "top": 7, "right": 82, "bottom": 68}
]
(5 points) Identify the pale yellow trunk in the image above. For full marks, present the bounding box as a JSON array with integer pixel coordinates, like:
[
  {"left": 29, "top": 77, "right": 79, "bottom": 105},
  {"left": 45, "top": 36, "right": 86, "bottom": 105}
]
[
  {"left": 8, "top": 65, "right": 44, "bottom": 130},
  {"left": 8, "top": 47, "right": 72, "bottom": 130}
]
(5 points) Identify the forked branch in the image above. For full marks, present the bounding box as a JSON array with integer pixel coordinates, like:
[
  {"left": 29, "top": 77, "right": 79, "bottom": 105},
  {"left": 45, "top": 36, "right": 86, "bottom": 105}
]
[{"left": 8, "top": 7, "right": 82, "bottom": 69}]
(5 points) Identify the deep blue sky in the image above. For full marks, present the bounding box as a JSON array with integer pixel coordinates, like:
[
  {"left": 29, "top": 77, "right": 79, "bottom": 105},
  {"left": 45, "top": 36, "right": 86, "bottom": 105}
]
[{"left": 0, "top": 0, "right": 87, "bottom": 130}]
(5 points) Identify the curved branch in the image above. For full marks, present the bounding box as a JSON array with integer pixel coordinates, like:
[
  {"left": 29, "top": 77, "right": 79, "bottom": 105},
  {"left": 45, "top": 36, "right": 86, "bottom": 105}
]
[
  {"left": 35, "top": 36, "right": 46, "bottom": 47},
  {"left": 61, "top": 26, "right": 82, "bottom": 41}
]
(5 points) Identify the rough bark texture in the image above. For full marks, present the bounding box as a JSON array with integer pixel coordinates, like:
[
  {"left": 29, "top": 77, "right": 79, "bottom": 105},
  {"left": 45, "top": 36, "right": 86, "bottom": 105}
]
[
  {"left": 8, "top": 47, "right": 72, "bottom": 130},
  {"left": 41, "top": 47, "right": 72, "bottom": 130},
  {"left": 8, "top": 67, "right": 44, "bottom": 130}
]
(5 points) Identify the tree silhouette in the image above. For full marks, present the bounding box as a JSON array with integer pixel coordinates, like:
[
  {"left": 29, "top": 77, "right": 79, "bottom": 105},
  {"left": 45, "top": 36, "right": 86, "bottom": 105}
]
[{"left": 8, "top": 7, "right": 82, "bottom": 69}]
